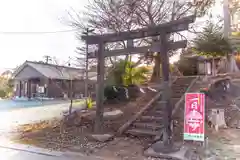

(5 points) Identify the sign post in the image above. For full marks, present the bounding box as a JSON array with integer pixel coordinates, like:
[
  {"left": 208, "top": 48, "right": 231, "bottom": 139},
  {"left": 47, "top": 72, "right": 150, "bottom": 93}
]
[{"left": 184, "top": 93, "right": 205, "bottom": 142}]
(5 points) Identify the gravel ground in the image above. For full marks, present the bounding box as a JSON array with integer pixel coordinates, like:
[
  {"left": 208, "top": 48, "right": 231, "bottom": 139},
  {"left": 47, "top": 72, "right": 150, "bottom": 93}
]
[{"left": 207, "top": 129, "right": 240, "bottom": 159}]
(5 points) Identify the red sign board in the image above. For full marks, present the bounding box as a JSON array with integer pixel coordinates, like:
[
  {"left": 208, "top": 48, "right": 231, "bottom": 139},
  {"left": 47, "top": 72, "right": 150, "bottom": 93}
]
[{"left": 184, "top": 93, "right": 205, "bottom": 141}]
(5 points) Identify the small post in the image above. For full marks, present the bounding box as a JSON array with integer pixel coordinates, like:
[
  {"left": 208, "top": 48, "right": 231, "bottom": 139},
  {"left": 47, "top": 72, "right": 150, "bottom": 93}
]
[
  {"left": 85, "top": 40, "right": 89, "bottom": 109},
  {"left": 19, "top": 81, "right": 22, "bottom": 97},
  {"left": 85, "top": 43, "right": 89, "bottom": 97},
  {"left": 94, "top": 41, "right": 105, "bottom": 133},
  {"left": 69, "top": 78, "right": 73, "bottom": 114},
  {"left": 202, "top": 136, "right": 212, "bottom": 158}
]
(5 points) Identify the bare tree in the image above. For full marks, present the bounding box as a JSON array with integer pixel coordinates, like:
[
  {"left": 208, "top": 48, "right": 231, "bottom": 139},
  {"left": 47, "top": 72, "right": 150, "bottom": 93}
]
[
  {"left": 75, "top": 46, "right": 97, "bottom": 69},
  {"left": 67, "top": 0, "right": 214, "bottom": 81}
]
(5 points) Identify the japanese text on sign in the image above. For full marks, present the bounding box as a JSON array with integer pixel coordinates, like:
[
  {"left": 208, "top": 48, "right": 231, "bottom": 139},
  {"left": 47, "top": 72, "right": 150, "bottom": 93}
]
[{"left": 184, "top": 93, "right": 205, "bottom": 142}]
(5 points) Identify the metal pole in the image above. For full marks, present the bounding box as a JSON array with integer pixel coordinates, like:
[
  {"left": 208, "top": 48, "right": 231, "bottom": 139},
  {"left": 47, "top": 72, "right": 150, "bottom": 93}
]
[
  {"left": 69, "top": 78, "right": 73, "bottom": 114},
  {"left": 85, "top": 28, "right": 89, "bottom": 97}
]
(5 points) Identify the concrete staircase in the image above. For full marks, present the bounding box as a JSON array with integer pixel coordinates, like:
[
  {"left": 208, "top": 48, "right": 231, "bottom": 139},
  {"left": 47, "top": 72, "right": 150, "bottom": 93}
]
[{"left": 125, "top": 76, "right": 197, "bottom": 138}]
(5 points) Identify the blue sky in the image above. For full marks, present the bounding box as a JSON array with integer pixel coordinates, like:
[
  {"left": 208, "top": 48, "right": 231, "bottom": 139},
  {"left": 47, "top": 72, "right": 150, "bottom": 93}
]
[{"left": 0, "top": 0, "right": 222, "bottom": 72}]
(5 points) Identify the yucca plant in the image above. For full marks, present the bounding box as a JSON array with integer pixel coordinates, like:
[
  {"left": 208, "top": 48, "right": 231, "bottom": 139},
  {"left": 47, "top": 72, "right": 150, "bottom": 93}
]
[
  {"left": 123, "top": 65, "right": 150, "bottom": 86},
  {"left": 107, "top": 60, "right": 150, "bottom": 86},
  {"left": 86, "top": 97, "right": 94, "bottom": 109}
]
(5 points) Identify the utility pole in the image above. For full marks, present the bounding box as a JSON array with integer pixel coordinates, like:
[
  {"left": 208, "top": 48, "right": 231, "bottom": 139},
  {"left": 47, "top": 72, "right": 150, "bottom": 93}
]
[
  {"left": 82, "top": 28, "right": 95, "bottom": 97},
  {"left": 68, "top": 57, "right": 71, "bottom": 66},
  {"left": 43, "top": 55, "right": 52, "bottom": 64}
]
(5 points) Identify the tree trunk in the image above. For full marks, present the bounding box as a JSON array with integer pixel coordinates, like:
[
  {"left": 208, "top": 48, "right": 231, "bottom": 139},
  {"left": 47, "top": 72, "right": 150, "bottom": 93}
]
[
  {"left": 68, "top": 79, "right": 73, "bottom": 114},
  {"left": 150, "top": 53, "right": 161, "bottom": 82},
  {"left": 212, "top": 58, "right": 215, "bottom": 76},
  {"left": 227, "top": 54, "right": 240, "bottom": 72},
  {"left": 226, "top": 53, "right": 231, "bottom": 72}
]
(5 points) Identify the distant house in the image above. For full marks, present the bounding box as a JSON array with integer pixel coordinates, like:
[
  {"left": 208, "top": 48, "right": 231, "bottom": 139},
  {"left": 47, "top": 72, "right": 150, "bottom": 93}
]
[
  {"left": 12, "top": 61, "right": 97, "bottom": 99},
  {"left": 183, "top": 54, "right": 224, "bottom": 75}
]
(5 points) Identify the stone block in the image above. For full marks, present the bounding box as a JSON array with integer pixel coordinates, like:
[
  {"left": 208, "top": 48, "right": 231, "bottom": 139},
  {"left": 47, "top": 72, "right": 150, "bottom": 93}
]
[{"left": 89, "top": 134, "right": 114, "bottom": 142}]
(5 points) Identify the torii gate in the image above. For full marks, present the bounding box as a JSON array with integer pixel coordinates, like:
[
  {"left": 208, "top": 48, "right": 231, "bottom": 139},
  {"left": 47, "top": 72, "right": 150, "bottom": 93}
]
[{"left": 82, "top": 15, "right": 196, "bottom": 150}]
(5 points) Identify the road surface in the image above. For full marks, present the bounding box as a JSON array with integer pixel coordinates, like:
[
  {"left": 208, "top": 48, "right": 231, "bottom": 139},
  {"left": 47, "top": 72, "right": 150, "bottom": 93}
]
[
  {"left": 0, "top": 146, "right": 101, "bottom": 160},
  {"left": 0, "top": 103, "right": 98, "bottom": 160},
  {"left": 0, "top": 102, "right": 84, "bottom": 133},
  {"left": 0, "top": 146, "right": 70, "bottom": 160}
]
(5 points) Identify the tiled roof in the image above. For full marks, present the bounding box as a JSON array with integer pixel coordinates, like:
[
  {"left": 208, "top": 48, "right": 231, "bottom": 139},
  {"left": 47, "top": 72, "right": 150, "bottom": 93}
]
[{"left": 13, "top": 61, "right": 97, "bottom": 80}]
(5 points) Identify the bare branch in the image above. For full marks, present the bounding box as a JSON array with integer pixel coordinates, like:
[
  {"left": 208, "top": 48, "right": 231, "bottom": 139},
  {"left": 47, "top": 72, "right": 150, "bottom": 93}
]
[{"left": 65, "top": 0, "right": 215, "bottom": 83}]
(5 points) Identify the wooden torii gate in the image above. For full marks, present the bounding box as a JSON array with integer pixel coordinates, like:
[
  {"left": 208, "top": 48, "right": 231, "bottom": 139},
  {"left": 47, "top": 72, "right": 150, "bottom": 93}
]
[{"left": 82, "top": 15, "right": 196, "bottom": 147}]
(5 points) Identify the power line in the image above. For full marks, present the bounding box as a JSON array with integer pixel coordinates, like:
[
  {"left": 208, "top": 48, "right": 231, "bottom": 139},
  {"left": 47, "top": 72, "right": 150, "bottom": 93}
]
[{"left": 0, "top": 29, "right": 79, "bottom": 35}]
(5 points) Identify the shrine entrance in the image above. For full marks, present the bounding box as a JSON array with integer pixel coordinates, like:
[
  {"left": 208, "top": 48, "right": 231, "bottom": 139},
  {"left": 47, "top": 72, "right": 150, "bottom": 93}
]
[{"left": 82, "top": 15, "right": 196, "bottom": 153}]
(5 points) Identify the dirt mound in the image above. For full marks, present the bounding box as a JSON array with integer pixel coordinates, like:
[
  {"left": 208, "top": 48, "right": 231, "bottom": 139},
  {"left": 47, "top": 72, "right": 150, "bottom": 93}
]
[
  {"left": 173, "top": 76, "right": 240, "bottom": 142},
  {"left": 205, "top": 78, "right": 240, "bottom": 129}
]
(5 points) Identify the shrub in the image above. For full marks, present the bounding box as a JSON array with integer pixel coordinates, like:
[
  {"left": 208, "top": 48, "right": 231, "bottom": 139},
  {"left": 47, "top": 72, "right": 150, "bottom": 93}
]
[
  {"left": 104, "top": 85, "right": 129, "bottom": 103},
  {"left": 86, "top": 97, "right": 94, "bottom": 109},
  {"left": 107, "top": 60, "right": 150, "bottom": 86},
  {"left": 0, "top": 90, "right": 6, "bottom": 98},
  {"left": 104, "top": 85, "right": 118, "bottom": 101},
  {"left": 176, "top": 56, "right": 198, "bottom": 76}
]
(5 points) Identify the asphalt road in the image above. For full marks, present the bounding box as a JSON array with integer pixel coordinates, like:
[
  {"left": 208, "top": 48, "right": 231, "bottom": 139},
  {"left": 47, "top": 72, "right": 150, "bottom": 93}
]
[
  {"left": 0, "top": 147, "right": 68, "bottom": 160},
  {"left": 0, "top": 102, "right": 85, "bottom": 133},
  {"left": 0, "top": 103, "right": 95, "bottom": 160},
  {"left": 0, "top": 146, "right": 100, "bottom": 160}
]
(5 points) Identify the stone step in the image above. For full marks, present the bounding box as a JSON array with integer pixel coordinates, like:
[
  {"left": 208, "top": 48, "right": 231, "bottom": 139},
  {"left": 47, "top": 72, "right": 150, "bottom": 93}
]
[
  {"left": 146, "top": 112, "right": 164, "bottom": 117},
  {"left": 148, "top": 110, "right": 164, "bottom": 114},
  {"left": 175, "top": 77, "right": 196, "bottom": 80},
  {"left": 171, "top": 97, "right": 182, "bottom": 100},
  {"left": 173, "top": 82, "right": 193, "bottom": 86},
  {"left": 170, "top": 98, "right": 180, "bottom": 105},
  {"left": 140, "top": 116, "right": 163, "bottom": 122},
  {"left": 172, "top": 86, "right": 188, "bottom": 90},
  {"left": 132, "top": 122, "right": 164, "bottom": 130},
  {"left": 172, "top": 86, "right": 186, "bottom": 89},
  {"left": 173, "top": 85, "right": 190, "bottom": 88},
  {"left": 172, "top": 90, "right": 187, "bottom": 92},
  {"left": 156, "top": 100, "right": 166, "bottom": 103},
  {"left": 172, "top": 89, "right": 186, "bottom": 92},
  {"left": 172, "top": 83, "right": 190, "bottom": 86},
  {"left": 173, "top": 81, "right": 192, "bottom": 84},
  {"left": 172, "top": 95, "right": 183, "bottom": 98},
  {"left": 172, "top": 91, "right": 185, "bottom": 95},
  {"left": 126, "top": 128, "right": 161, "bottom": 136},
  {"left": 172, "top": 85, "right": 187, "bottom": 88},
  {"left": 172, "top": 91, "right": 186, "bottom": 94},
  {"left": 147, "top": 107, "right": 165, "bottom": 115}
]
